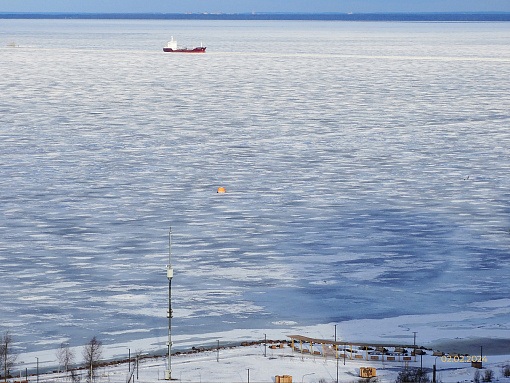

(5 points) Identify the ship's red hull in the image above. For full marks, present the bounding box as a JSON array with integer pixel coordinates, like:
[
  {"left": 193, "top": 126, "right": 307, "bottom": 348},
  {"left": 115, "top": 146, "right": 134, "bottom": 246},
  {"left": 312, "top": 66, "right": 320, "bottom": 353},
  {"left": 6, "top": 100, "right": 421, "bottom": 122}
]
[{"left": 163, "top": 47, "right": 206, "bottom": 53}]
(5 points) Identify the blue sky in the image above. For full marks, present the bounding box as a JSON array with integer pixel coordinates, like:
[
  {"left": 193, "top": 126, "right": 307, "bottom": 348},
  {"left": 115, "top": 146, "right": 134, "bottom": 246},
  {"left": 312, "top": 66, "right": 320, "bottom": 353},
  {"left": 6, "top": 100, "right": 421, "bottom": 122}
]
[{"left": 1, "top": 0, "right": 509, "bottom": 13}]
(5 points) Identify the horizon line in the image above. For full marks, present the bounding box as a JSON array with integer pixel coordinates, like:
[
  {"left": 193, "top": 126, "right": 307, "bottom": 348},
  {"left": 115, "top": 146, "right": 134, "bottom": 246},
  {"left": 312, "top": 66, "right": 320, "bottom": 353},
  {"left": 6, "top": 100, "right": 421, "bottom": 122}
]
[
  {"left": 1, "top": 11, "right": 510, "bottom": 21},
  {"left": 2, "top": 11, "right": 510, "bottom": 14}
]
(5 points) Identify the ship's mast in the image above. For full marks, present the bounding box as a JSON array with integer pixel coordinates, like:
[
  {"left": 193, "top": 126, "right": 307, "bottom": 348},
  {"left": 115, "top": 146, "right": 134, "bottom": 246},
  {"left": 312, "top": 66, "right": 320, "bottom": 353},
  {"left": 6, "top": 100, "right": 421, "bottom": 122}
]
[{"left": 165, "top": 228, "right": 173, "bottom": 380}]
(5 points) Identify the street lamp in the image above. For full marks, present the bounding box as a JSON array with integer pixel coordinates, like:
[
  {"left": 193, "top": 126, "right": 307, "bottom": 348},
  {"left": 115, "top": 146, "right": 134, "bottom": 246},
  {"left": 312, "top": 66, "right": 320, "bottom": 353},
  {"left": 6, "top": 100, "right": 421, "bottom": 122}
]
[
  {"left": 302, "top": 372, "right": 315, "bottom": 383},
  {"left": 334, "top": 325, "right": 338, "bottom": 383},
  {"left": 136, "top": 355, "right": 139, "bottom": 380},
  {"left": 413, "top": 332, "right": 418, "bottom": 362},
  {"left": 433, "top": 356, "right": 440, "bottom": 383},
  {"left": 17, "top": 361, "right": 24, "bottom": 383},
  {"left": 35, "top": 357, "right": 39, "bottom": 383}
]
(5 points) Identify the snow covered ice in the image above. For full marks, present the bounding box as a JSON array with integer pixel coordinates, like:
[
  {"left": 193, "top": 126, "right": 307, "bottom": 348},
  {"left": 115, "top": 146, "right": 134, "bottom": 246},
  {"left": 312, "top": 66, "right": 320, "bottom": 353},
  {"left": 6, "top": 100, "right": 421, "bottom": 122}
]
[{"left": 1, "top": 18, "right": 509, "bottom": 378}]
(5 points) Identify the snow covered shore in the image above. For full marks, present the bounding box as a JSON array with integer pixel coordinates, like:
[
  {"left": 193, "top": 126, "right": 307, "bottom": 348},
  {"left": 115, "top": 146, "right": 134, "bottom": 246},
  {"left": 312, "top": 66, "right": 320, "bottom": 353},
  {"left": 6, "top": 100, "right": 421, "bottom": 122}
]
[
  {"left": 15, "top": 308, "right": 510, "bottom": 383},
  {"left": 29, "top": 341, "right": 510, "bottom": 383}
]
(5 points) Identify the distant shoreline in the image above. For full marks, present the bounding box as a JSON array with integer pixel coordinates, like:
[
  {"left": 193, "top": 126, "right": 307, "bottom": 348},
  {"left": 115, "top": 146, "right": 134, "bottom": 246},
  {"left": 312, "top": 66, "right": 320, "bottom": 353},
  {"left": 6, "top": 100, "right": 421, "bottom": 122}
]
[{"left": 1, "top": 12, "right": 510, "bottom": 21}]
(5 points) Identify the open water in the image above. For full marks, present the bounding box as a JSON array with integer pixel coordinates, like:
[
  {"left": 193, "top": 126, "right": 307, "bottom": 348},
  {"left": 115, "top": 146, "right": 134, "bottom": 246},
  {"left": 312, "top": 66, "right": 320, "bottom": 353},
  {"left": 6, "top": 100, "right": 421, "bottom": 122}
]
[{"left": 1, "top": 18, "right": 510, "bottom": 355}]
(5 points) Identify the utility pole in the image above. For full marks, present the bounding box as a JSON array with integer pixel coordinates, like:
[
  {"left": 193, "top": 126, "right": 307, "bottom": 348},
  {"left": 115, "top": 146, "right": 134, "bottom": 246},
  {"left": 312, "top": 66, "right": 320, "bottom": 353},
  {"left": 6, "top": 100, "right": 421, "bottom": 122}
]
[{"left": 165, "top": 228, "right": 174, "bottom": 380}]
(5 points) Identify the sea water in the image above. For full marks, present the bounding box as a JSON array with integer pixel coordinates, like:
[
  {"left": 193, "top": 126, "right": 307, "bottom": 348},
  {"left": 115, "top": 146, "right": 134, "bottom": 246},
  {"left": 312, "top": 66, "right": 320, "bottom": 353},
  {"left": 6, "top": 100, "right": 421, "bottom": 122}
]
[{"left": 1, "top": 18, "right": 510, "bottom": 354}]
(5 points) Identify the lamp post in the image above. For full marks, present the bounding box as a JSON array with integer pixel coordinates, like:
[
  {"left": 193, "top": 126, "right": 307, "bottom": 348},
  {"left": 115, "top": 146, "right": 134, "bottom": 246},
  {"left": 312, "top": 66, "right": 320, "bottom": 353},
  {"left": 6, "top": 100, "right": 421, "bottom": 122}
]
[
  {"left": 334, "top": 325, "right": 338, "bottom": 383},
  {"left": 302, "top": 372, "right": 315, "bottom": 383},
  {"left": 264, "top": 334, "right": 267, "bottom": 358},
  {"left": 413, "top": 332, "right": 418, "bottom": 362},
  {"left": 247, "top": 368, "right": 250, "bottom": 383},
  {"left": 17, "top": 362, "right": 24, "bottom": 383},
  {"left": 35, "top": 357, "right": 39, "bottom": 383},
  {"left": 433, "top": 356, "right": 440, "bottom": 383},
  {"left": 136, "top": 355, "right": 139, "bottom": 380},
  {"left": 165, "top": 228, "right": 174, "bottom": 380},
  {"left": 217, "top": 340, "right": 220, "bottom": 362}
]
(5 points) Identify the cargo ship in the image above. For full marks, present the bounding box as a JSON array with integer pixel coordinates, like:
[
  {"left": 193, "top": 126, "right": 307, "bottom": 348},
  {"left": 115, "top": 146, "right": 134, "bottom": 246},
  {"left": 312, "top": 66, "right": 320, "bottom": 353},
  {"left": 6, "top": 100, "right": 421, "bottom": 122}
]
[{"left": 163, "top": 37, "right": 206, "bottom": 53}]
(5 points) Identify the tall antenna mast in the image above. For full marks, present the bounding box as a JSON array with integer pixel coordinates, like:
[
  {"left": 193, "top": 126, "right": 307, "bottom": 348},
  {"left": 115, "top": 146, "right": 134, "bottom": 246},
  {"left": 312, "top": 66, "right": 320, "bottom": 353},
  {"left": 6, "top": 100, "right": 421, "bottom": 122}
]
[{"left": 165, "top": 227, "right": 173, "bottom": 380}]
